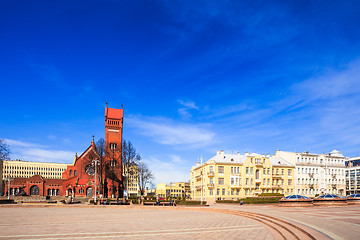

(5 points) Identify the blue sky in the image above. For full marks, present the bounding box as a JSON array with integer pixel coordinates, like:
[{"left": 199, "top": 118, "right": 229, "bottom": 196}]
[{"left": 1, "top": 1, "right": 360, "bottom": 184}]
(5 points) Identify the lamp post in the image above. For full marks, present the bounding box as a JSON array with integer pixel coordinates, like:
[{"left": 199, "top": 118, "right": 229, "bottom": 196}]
[
  {"left": 7, "top": 170, "right": 12, "bottom": 200},
  {"left": 199, "top": 156, "right": 204, "bottom": 205},
  {"left": 92, "top": 159, "right": 100, "bottom": 204}
]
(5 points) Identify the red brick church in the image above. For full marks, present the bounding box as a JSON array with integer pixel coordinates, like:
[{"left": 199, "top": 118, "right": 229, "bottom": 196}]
[{"left": 5, "top": 104, "right": 124, "bottom": 198}]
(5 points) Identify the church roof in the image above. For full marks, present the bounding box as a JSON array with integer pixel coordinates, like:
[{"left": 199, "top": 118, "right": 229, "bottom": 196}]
[
  {"left": 11, "top": 178, "right": 27, "bottom": 185},
  {"left": 105, "top": 107, "right": 123, "bottom": 119},
  {"left": 28, "top": 175, "right": 44, "bottom": 182}
]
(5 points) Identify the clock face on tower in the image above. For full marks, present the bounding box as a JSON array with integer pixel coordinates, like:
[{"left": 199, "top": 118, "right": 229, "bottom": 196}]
[{"left": 85, "top": 164, "right": 95, "bottom": 176}]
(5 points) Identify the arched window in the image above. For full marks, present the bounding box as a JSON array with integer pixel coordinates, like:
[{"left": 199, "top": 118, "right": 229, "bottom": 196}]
[
  {"left": 48, "top": 189, "right": 52, "bottom": 196},
  {"left": 74, "top": 170, "right": 77, "bottom": 176},
  {"left": 69, "top": 170, "right": 72, "bottom": 176},
  {"left": 30, "top": 185, "right": 40, "bottom": 195}
]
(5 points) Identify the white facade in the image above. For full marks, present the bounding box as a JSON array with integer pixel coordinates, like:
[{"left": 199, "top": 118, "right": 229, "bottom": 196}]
[
  {"left": 274, "top": 150, "right": 347, "bottom": 197},
  {"left": 345, "top": 156, "right": 360, "bottom": 195}
]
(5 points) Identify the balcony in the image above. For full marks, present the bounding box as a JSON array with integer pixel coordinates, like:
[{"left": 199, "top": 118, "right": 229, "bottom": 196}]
[
  {"left": 230, "top": 184, "right": 242, "bottom": 188},
  {"left": 195, "top": 185, "right": 202, "bottom": 189},
  {"left": 254, "top": 189, "right": 261, "bottom": 194},
  {"left": 332, "top": 184, "right": 337, "bottom": 189},
  {"left": 195, "top": 174, "right": 202, "bottom": 180},
  {"left": 207, "top": 171, "right": 214, "bottom": 177},
  {"left": 272, "top": 174, "right": 283, "bottom": 178},
  {"left": 308, "top": 173, "right": 314, "bottom": 178},
  {"left": 207, "top": 183, "right": 214, "bottom": 188},
  {"left": 255, "top": 162, "right": 263, "bottom": 167},
  {"left": 272, "top": 185, "right": 282, "bottom": 189},
  {"left": 331, "top": 174, "right": 337, "bottom": 179},
  {"left": 309, "top": 184, "right": 314, "bottom": 189},
  {"left": 231, "top": 172, "right": 241, "bottom": 176},
  {"left": 255, "top": 178, "right": 262, "bottom": 183}
]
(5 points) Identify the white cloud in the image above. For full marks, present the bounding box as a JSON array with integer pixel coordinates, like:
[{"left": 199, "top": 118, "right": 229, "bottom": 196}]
[
  {"left": 128, "top": 115, "right": 215, "bottom": 148},
  {"left": 142, "top": 156, "right": 190, "bottom": 184},
  {"left": 6, "top": 139, "right": 74, "bottom": 164},
  {"left": 177, "top": 99, "right": 199, "bottom": 119}
]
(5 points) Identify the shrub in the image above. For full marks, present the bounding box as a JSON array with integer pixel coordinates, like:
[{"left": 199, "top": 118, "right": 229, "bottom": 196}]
[
  {"left": 178, "top": 201, "right": 207, "bottom": 205},
  {"left": 0, "top": 199, "right": 15, "bottom": 204},
  {"left": 216, "top": 197, "right": 280, "bottom": 204},
  {"left": 258, "top": 193, "right": 284, "bottom": 197}
]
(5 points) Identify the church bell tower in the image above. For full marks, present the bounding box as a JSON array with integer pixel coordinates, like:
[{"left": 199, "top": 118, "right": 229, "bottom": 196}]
[{"left": 104, "top": 103, "right": 123, "bottom": 197}]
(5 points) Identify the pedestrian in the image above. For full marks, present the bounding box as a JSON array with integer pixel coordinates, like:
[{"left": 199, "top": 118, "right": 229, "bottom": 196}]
[{"left": 240, "top": 200, "right": 243, "bottom": 205}]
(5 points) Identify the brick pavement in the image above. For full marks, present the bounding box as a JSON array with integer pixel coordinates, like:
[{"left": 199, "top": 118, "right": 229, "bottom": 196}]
[
  {"left": 0, "top": 206, "right": 273, "bottom": 240},
  {"left": 213, "top": 203, "right": 360, "bottom": 240},
  {"left": 1, "top": 204, "right": 357, "bottom": 240}
]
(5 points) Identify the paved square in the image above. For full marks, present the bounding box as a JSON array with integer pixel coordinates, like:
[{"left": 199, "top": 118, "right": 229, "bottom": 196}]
[{"left": 0, "top": 205, "right": 272, "bottom": 240}]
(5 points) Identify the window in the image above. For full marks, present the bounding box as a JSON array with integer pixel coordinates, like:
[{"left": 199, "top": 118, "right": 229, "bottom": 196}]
[
  {"left": 222, "top": 188, "right": 225, "bottom": 195},
  {"left": 69, "top": 170, "right": 72, "bottom": 176},
  {"left": 246, "top": 167, "right": 249, "bottom": 174},
  {"left": 250, "top": 167, "right": 253, "bottom": 174},
  {"left": 210, "top": 189, "right": 213, "bottom": 195},
  {"left": 110, "top": 143, "right": 117, "bottom": 149},
  {"left": 231, "top": 178, "right": 234, "bottom": 185},
  {"left": 288, "top": 169, "right": 292, "bottom": 176},
  {"left": 218, "top": 166, "right": 224, "bottom": 174},
  {"left": 218, "top": 178, "right": 224, "bottom": 185},
  {"left": 74, "top": 170, "right": 77, "bottom": 176},
  {"left": 210, "top": 178, "right": 213, "bottom": 184}
]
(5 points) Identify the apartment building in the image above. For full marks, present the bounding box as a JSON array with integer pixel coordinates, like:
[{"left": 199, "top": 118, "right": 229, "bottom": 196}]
[
  {"left": 190, "top": 151, "right": 295, "bottom": 203},
  {"left": 345, "top": 156, "right": 360, "bottom": 195},
  {"left": 156, "top": 182, "right": 189, "bottom": 199},
  {"left": 274, "top": 149, "right": 347, "bottom": 197}
]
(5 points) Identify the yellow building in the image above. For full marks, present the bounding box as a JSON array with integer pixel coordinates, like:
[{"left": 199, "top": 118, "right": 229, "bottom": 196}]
[
  {"left": 2, "top": 160, "right": 70, "bottom": 180},
  {"left": 1, "top": 160, "right": 70, "bottom": 194},
  {"left": 156, "top": 182, "right": 188, "bottom": 199},
  {"left": 190, "top": 151, "right": 295, "bottom": 203}
]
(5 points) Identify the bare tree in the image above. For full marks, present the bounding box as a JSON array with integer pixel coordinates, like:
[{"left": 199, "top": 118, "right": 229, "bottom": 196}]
[
  {"left": 95, "top": 138, "right": 106, "bottom": 195},
  {"left": 138, "top": 162, "right": 154, "bottom": 196},
  {"left": 0, "top": 138, "right": 10, "bottom": 161},
  {"left": 122, "top": 140, "right": 141, "bottom": 196}
]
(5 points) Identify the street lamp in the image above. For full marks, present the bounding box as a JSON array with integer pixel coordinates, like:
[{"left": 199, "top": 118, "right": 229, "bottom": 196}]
[
  {"left": 7, "top": 170, "right": 12, "bottom": 200},
  {"left": 199, "top": 156, "right": 204, "bottom": 205},
  {"left": 92, "top": 159, "right": 100, "bottom": 204}
]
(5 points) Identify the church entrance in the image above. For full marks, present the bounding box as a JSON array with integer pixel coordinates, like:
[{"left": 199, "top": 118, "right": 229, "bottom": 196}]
[
  {"left": 30, "top": 185, "right": 40, "bottom": 195},
  {"left": 86, "top": 187, "right": 93, "bottom": 197},
  {"left": 67, "top": 188, "right": 73, "bottom": 196}
]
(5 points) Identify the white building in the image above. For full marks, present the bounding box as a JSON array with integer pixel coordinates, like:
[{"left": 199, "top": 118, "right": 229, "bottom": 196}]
[
  {"left": 273, "top": 150, "right": 347, "bottom": 197},
  {"left": 345, "top": 156, "right": 360, "bottom": 195}
]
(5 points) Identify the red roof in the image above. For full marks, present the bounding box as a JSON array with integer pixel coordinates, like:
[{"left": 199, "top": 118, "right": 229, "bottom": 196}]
[
  {"left": 106, "top": 107, "right": 123, "bottom": 119},
  {"left": 11, "top": 178, "right": 27, "bottom": 185},
  {"left": 45, "top": 179, "right": 64, "bottom": 186},
  {"left": 28, "top": 175, "right": 44, "bottom": 182}
]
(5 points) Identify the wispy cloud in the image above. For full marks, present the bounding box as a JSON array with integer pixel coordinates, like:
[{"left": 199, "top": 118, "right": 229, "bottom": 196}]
[
  {"left": 128, "top": 115, "right": 215, "bottom": 148},
  {"left": 142, "top": 156, "right": 190, "bottom": 184},
  {"left": 177, "top": 99, "right": 199, "bottom": 119},
  {"left": 6, "top": 139, "right": 74, "bottom": 163}
]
